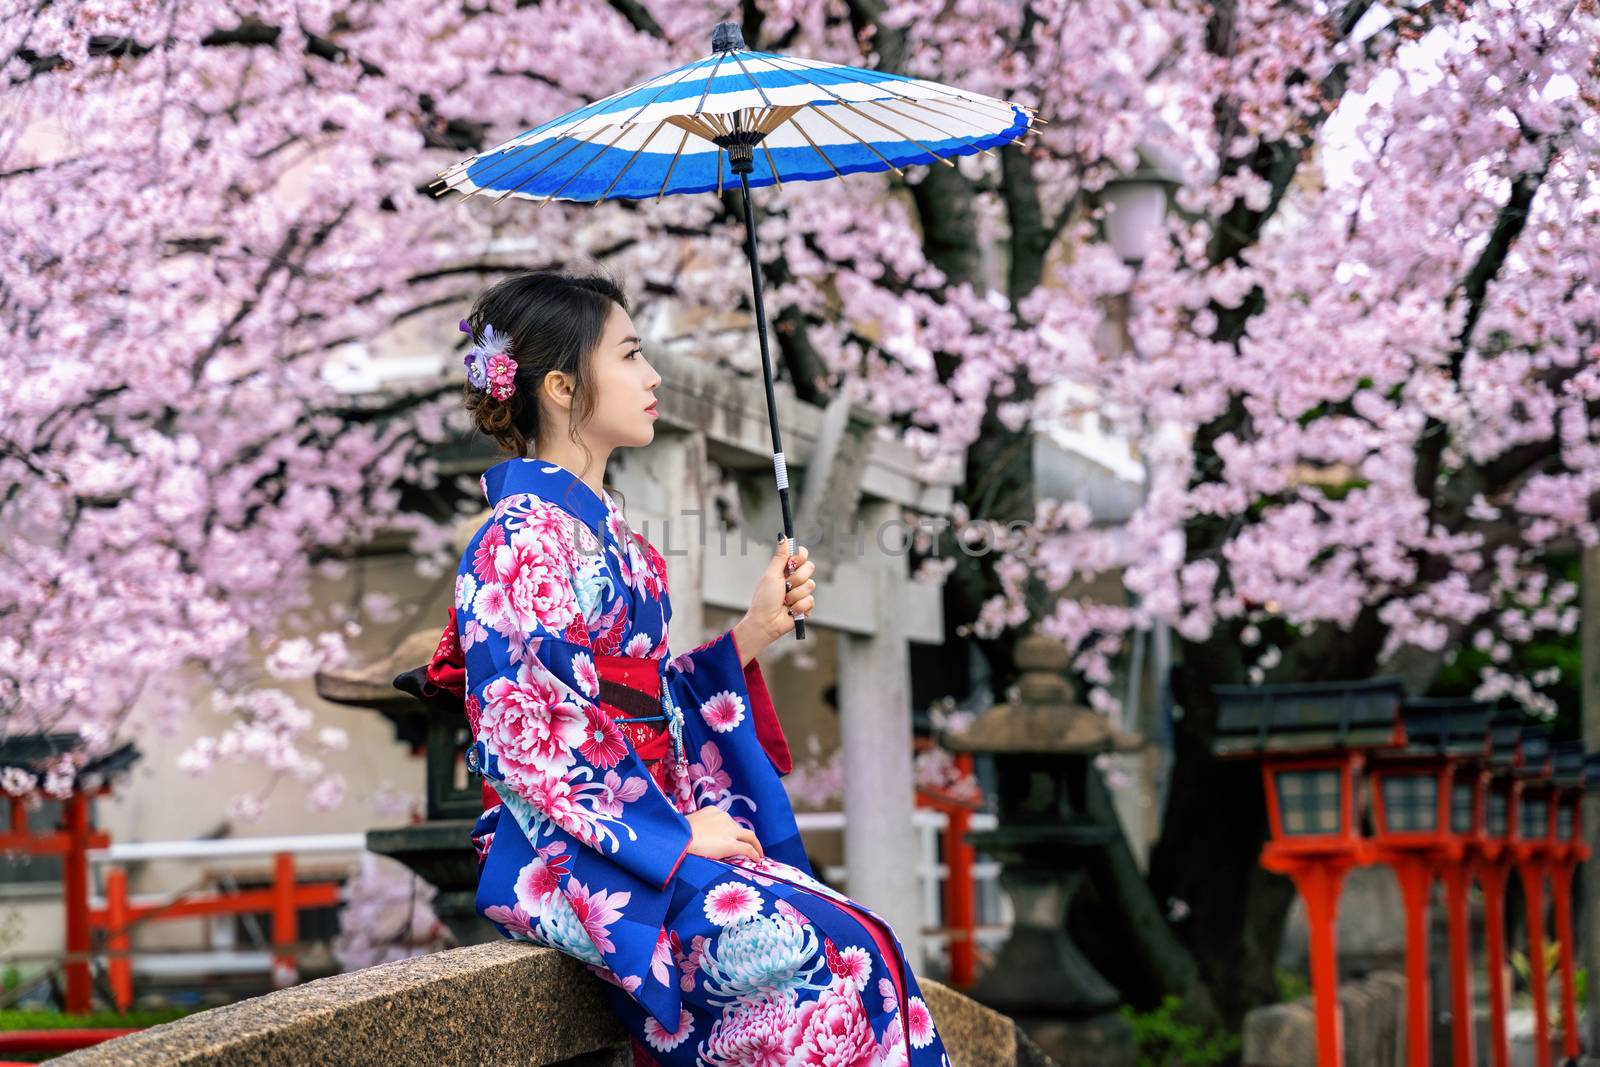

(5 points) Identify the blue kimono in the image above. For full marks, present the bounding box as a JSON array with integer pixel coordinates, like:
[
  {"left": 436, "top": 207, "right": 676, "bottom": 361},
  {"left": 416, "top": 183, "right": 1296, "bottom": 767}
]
[{"left": 457, "top": 457, "right": 951, "bottom": 1067}]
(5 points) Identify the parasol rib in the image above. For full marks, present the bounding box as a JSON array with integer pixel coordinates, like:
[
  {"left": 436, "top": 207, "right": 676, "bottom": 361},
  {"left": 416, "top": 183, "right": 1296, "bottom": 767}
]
[
  {"left": 731, "top": 55, "right": 777, "bottom": 110},
  {"left": 534, "top": 122, "right": 639, "bottom": 208},
  {"left": 804, "top": 105, "right": 904, "bottom": 176},
  {"left": 788, "top": 115, "right": 846, "bottom": 178},
  {"left": 693, "top": 53, "right": 730, "bottom": 117},
  {"left": 489, "top": 126, "right": 608, "bottom": 204},
  {"left": 656, "top": 125, "right": 694, "bottom": 202},
  {"left": 597, "top": 121, "right": 668, "bottom": 201}
]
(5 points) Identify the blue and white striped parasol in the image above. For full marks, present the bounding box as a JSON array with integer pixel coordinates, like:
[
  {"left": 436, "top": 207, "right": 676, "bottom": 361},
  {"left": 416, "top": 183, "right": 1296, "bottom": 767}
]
[
  {"left": 433, "top": 22, "right": 1038, "bottom": 639},
  {"left": 432, "top": 25, "right": 1036, "bottom": 204}
]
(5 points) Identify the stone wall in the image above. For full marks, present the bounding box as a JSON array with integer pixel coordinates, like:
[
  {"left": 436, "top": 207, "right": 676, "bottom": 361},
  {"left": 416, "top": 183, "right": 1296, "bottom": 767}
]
[
  {"left": 52, "top": 941, "right": 1058, "bottom": 1067},
  {"left": 1241, "top": 970, "right": 1406, "bottom": 1067}
]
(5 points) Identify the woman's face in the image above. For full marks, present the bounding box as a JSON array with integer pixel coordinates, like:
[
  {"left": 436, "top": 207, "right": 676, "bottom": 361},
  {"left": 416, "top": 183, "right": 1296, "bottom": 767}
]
[{"left": 577, "top": 301, "right": 661, "bottom": 450}]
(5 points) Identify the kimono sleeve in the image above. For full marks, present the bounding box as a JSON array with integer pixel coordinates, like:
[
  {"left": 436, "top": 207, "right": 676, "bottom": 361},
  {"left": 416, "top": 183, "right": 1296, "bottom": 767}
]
[
  {"left": 462, "top": 504, "right": 694, "bottom": 1026},
  {"left": 665, "top": 628, "right": 793, "bottom": 776},
  {"left": 466, "top": 505, "right": 694, "bottom": 888}
]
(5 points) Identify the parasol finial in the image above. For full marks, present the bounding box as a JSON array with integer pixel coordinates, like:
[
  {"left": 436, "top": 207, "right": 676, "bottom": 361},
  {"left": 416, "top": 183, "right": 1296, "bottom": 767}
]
[{"left": 711, "top": 22, "right": 746, "bottom": 53}]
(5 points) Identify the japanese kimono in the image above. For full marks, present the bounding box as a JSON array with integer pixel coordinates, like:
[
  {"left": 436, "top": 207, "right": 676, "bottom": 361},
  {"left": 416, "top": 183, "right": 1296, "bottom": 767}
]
[{"left": 443, "top": 457, "right": 951, "bottom": 1067}]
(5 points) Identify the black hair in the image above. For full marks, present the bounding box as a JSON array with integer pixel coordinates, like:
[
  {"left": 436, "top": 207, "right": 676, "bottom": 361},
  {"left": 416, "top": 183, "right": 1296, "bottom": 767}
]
[{"left": 461, "top": 268, "right": 631, "bottom": 512}]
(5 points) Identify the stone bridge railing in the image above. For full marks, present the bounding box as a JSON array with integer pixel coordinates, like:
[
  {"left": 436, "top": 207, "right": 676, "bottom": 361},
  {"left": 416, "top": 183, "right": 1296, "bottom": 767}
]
[{"left": 52, "top": 942, "right": 1056, "bottom": 1067}]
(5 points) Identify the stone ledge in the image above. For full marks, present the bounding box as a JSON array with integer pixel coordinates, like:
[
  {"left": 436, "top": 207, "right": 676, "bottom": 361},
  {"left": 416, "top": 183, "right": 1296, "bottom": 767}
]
[
  {"left": 51, "top": 942, "right": 627, "bottom": 1067},
  {"left": 53, "top": 941, "right": 1057, "bottom": 1067}
]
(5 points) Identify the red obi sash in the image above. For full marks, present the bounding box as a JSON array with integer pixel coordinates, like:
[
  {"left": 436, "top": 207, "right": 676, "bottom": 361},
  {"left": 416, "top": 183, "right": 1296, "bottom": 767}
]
[{"left": 592, "top": 653, "right": 671, "bottom": 763}]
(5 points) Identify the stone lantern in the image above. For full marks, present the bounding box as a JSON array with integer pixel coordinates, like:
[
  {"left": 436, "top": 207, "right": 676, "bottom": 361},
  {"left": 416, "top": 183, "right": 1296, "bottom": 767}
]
[{"left": 943, "top": 633, "right": 1142, "bottom": 1067}]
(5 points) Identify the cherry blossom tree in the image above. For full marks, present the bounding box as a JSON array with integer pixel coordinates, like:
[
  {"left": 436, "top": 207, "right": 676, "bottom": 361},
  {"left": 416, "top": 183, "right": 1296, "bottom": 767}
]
[{"left": 4, "top": 0, "right": 1596, "bottom": 1025}]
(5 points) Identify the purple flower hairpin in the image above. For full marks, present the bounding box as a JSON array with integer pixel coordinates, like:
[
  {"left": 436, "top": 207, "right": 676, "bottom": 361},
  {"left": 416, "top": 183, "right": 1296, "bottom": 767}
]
[{"left": 459, "top": 318, "right": 518, "bottom": 401}]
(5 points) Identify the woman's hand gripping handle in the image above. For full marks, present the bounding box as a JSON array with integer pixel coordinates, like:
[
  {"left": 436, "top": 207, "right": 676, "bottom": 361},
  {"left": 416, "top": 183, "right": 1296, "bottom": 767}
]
[{"left": 732, "top": 534, "right": 815, "bottom": 667}]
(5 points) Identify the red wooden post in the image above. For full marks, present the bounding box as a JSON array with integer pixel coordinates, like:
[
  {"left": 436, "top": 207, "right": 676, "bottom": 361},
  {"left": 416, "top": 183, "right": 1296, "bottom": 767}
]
[
  {"left": 1510, "top": 737, "right": 1557, "bottom": 1067},
  {"left": 1481, "top": 860, "right": 1513, "bottom": 1067},
  {"left": 104, "top": 867, "right": 132, "bottom": 1013},
  {"left": 1478, "top": 713, "right": 1538, "bottom": 1067},
  {"left": 944, "top": 801, "right": 976, "bottom": 987},
  {"left": 0, "top": 738, "right": 134, "bottom": 1017},
  {"left": 271, "top": 852, "right": 298, "bottom": 988},
  {"left": 944, "top": 752, "right": 978, "bottom": 987},
  {"left": 1387, "top": 855, "right": 1434, "bottom": 1067},
  {"left": 61, "top": 792, "right": 92, "bottom": 1014},
  {"left": 1551, "top": 857, "right": 1579, "bottom": 1061},
  {"left": 1274, "top": 855, "right": 1357, "bottom": 1067},
  {"left": 1518, "top": 859, "right": 1552, "bottom": 1067},
  {"left": 1258, "top": 753, "right": 1372, "bottom": 1067},
  {"left": 1368, "top": 700, "right": 1488, "bottom": 1067},
  {"left": 1441, "top": 861, "right": 1476, "bottom": 1067},
  {"left": 1545, "top": 758, "right": 1587, "bottom": 1062}
]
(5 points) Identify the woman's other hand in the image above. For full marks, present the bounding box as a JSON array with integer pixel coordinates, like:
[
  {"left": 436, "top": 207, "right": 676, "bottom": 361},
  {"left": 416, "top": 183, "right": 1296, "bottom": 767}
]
[
  {"left": 685, "top": 806, "right": 765, "bottom": 862},
  {"left": 733, "top": 535, "right": 815, "bottom": 665}
]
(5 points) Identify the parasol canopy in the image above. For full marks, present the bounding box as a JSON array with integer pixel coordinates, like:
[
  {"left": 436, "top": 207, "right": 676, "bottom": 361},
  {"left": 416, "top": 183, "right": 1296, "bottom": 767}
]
[{"left": 433, "top": 24, "right": 1037, "bottom": 205}]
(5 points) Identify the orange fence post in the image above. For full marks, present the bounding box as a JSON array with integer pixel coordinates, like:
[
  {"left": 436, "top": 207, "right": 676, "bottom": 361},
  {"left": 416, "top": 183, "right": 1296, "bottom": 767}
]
[
  {"left": 943, "top": 801, "right": 976, "bottom": 987},
  {"left": 945, "top": 752, "right": 979, "bottom": 988},
  {"left": 61, "top": 793, "right": 92, "bottom": 1013},
  {"left": 271, "top": 852, "right": 298, "bottom": 988},
  {"left": 104, "top": 868, "right": 132, "bottom": 1013}
]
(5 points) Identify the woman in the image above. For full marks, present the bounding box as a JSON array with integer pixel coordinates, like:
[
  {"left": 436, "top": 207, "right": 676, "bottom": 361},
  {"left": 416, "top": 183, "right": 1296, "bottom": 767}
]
[{"left": 432, "top": 270, "right": 950, "bottom": 1067}]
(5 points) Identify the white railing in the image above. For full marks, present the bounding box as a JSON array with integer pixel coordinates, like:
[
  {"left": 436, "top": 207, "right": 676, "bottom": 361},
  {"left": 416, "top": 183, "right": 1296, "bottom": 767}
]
[
  {"left": 795, "top": 808, "right": 1009, "bottom": 972},
  {"left": 87, "top": 833, "right": 367, "bottom": 865}
]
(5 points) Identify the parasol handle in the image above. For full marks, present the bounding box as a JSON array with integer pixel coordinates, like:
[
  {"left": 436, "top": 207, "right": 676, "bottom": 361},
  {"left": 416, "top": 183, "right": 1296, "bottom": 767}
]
[{"left": 736, "top": 166, "right": 806, "bottom": 641}]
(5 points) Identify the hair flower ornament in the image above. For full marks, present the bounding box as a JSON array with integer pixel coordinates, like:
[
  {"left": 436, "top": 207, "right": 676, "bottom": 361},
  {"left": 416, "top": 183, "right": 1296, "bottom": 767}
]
[{"left": 458, "top": 318, "right": 518, "bottom": 401}]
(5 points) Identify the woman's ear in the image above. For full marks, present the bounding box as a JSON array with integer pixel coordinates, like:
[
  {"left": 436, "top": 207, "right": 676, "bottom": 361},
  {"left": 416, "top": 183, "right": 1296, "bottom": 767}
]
[{"left": 542, "top": 370, "right": 575, "bottom": 414}]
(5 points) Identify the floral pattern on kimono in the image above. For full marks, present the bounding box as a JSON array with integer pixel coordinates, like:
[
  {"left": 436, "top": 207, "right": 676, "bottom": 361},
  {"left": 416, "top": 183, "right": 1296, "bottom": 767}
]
[{"left": 457, "top": 457, "right": 951, "bottom": 1066}]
